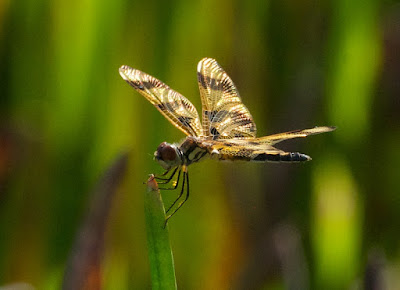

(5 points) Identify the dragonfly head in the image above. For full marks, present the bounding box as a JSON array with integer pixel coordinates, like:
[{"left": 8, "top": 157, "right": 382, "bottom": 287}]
[{"left": 154, "top": 142, "right": 181, "bottom": 170}]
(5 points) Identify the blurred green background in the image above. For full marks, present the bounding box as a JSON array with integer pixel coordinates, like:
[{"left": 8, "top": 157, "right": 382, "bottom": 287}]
[{"left": 1, "top": 0, "right": 400, "bottom": 289}]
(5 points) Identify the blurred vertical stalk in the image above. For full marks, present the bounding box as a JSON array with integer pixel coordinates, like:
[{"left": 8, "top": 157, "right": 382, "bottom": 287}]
[
  {"left": 326, "top": 0, "right": 381, "bottom": 144},
  {"left": 46, "top": 0, "right": 126, "bottom": 269},
  {"left": 312, "top": 156, "right": 362, "bottom": 289},
  {"left": 313, "top": 0, "right": 381, "bottom": 289},
  {"left": 62, "top": 153, "right": 128, "bottom": 290}
]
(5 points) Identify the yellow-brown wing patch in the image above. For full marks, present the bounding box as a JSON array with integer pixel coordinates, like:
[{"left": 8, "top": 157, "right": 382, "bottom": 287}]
[
  {"left": 197, "top": 58, "right": 256, "bottom": 139},
  {"left": 120, "top": 65, "right": 202, "bottom": 137},
  {"left": 257, "top": 126, "right": 336, "bottom": 145}
]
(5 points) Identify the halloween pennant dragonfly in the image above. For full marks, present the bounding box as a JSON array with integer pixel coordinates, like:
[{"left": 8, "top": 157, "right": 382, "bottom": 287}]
[{"left": 119, "top": 58, "right": 335, "bottom": 222}]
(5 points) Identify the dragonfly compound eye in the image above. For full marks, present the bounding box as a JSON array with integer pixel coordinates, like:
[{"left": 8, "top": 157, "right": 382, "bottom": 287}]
[{"left": 156, "top": 142, "right": 177, "bottom": 161}]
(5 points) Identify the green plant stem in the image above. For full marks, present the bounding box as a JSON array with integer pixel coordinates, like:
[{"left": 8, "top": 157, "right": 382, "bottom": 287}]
[{"left": 144, "top": 175, "right": 177, "bottom": 290}]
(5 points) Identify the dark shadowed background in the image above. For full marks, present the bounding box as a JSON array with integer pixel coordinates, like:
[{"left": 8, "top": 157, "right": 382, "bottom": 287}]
[{"left": 1, "top": 0, "right": 400, "bottom": 289}]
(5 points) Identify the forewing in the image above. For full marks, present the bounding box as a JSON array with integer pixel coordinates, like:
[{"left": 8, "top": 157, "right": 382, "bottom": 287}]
[
  {"left": 197, "top": 58, "right": 256, "bottom": 139},
  {"left": 120, "top": 65, "right": 202, "bottom": 137},
  {"left": 258, "top": 126, "right": 336, "bottom": 145}
]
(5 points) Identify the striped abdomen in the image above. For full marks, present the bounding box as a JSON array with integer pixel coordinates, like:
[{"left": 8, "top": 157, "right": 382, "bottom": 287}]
[
  {"left": 212, "top": 151, "right": 311, "bottom": 162},
  {"left": 206, "top": 139, "right": 313, "bottom": 163},
  {"left": 250, "top": 152, "right": 311, "bottom": 162}
]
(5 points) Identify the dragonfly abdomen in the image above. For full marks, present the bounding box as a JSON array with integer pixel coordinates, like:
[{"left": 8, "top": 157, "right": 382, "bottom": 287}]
[
  {"left": 252, "top": 152, "right": 311, "bottom": 162},
  {"left": 211, "top": 151, "right": 311, "bottom": 162}
]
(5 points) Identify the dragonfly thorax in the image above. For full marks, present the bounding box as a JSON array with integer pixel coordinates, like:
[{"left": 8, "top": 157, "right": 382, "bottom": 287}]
[{"left": 154, "top": 142, "right": 183, "bottom": 170}]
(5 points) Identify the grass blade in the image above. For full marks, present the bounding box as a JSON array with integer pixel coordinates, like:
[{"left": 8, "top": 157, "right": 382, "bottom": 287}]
[{"left": 144, "top": 175, "right": 177, "bottom": 290}]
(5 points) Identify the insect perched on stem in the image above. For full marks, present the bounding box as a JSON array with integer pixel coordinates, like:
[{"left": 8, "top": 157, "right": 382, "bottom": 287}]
[{"left": 119, "top": 58, "right": 335, "bottom": 224}]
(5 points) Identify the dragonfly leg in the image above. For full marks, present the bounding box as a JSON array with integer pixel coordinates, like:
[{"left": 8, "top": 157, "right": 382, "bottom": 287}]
[
  {"left": 158, "top": 169, "right": 181, "bottom": 190},
  {"left": 164, "top": 168, "right": 189, "bottom": 226},
  {"left": 154, "top": 167, "right": 178, "bottom": 184},
  {"left": 165, "top": 169, "right": 186, "bottom": 214}
]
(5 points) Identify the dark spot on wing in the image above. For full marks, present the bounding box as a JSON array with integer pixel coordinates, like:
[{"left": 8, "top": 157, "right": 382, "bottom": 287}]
[
  {"left": 178, "top": 116, "right": 193, "bottom": 125},
  {"left": 128, "top": 80, "right": 145, "bottom": 90},
  {"left": 239, "top": 119, "right": 254, "bottom": 126},
  {"left": 157, "top": 101, "right": 180, "bottom": 113},
  {"left": 205, "top": 110, "right": 229, "bottom": 122},
  {"left": 247, "top": 141, "right": 259, "bottom": 146},
  {"left": 210, "top": 127, "right": 220, "bottom": 139},
  {"left": 198, "top": 74, "right": 208, "bottom": 90},
  {"left": 230, "top": 111, "right": 252, "bottom": 123},
  {"left": 229, "top": 111, "right": 256, "bottom": 131},
  {"left": 165, "top": 101, "right": 180, "bottom": 112},
  {"left": 204, "top": 110, "right": 216, "bottom": 121},
  {"left": 215, "top": 110, "right": 229, "bottom": 122},
  {"left": 177, "top": 116, "right": 197, "bottom": 136},
  {"left": 130, "top": 80, "right": 163, "bottom": 91},
  {"left": 198, "top": 74, "right": 224, "bottom": 91},
  {"left": 181, "top": 99, "right": 194, "bottom": 111}
]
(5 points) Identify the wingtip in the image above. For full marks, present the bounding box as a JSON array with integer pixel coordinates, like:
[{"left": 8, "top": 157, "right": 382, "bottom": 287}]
[
  {"left": 198, "top": 57, "right": 218, "bottom": 71},
  {"left": 119, "top": 64, "right": 130, "bottom": 73},
  {"left": 311, "top": 126, "right": 337, "bottom": 134},
  {"left": 119, "top": 65, "right": 133, "bottom": 80}
]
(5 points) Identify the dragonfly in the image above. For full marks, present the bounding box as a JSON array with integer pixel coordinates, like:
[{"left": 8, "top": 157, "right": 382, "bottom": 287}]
[{"left": 119, "top": 58, "right": 335, "bottom": 223}]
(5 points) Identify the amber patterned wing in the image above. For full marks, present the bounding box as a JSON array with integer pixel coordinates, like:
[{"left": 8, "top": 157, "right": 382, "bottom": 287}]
[
  {"left": 197, "top": 58, "right": 257, "bottom": 139},
  {"left": 120, "top": 65, "right": 202, "bottom": 137},
  {"left": 257, "top": 126, "right": 336, "bottom": 145}
]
